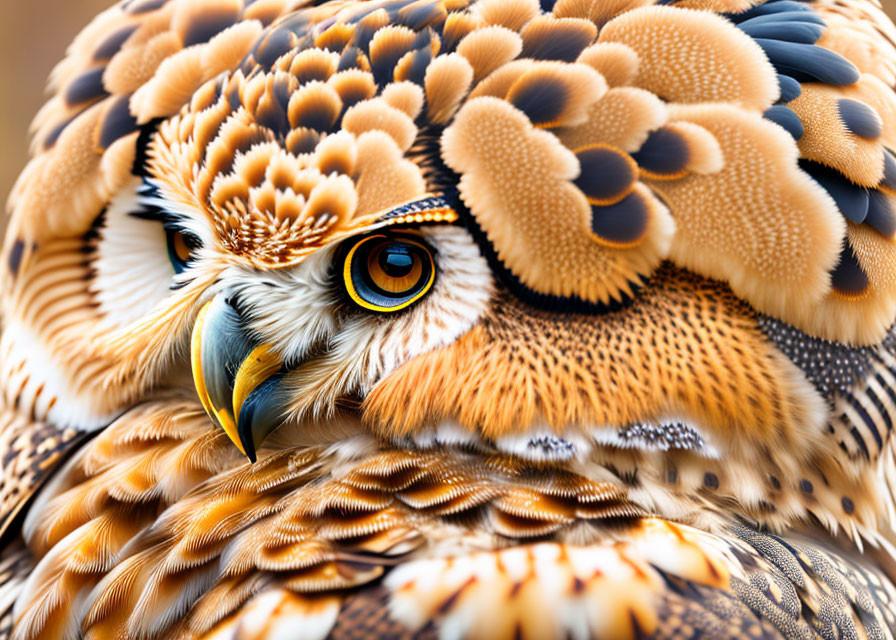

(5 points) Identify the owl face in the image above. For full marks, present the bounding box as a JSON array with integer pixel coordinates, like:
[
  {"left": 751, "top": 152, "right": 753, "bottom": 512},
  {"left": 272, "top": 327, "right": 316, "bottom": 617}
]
[
  {"left": 4, "top": 0, "right": 896, "bottom": 530},
  {"left": 187, "top": 223, "right": 494, "bottom": 461}
]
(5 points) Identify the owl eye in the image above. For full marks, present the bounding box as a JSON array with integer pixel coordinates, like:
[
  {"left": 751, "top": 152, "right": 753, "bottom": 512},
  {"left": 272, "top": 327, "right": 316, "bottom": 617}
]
[
  {"left": 343, "top": 234, "right": 436, "bottom": 312},
  {"left": 165, "top": 226, "right": 201, "bottom": 274}
]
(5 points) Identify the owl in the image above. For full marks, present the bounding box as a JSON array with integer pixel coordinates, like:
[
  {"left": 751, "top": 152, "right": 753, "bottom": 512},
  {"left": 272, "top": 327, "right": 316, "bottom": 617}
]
[{"left": 3, "top": 0, "right": 896, "bottom": 637}]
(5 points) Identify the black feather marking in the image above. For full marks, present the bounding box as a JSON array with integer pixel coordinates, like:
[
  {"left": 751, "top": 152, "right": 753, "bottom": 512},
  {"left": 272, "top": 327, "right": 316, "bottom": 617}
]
[
  {"left": 287, "top": 129, "right": 321, "bottom": 155},
  {"left": 729, "top": 2, "right": 822, "bottom": 23},
  {"left": 877, "top": 369, "right": 896, "bottom": 430},
  {"left": 375, "top": 194, "right": 458, "bottom": 222},
  {"left": 631, "top": 127, "right": 690, "bottom": 176},
  {"left": 508, "top": 76, "right": 569, "bottom": 126},
  {"left": 616, "top": 422, "right": 708, "bottom": 452},
  {"left": 865, "top": 190, "right": 896, "bottom": 237},
  {"left": 98, "top": 94, "right": 139, "bottom": 150},
  {"left": 0, "top": 423, "right": 92, "bottom": 548},
  {"left": 337, "top": 46, "right": 364, "bottom": 72},
  {"left": 848, "top": 425, "right": 872, "bottom": 459},
  {"left": 370, "top": 30, "right": 432, "bottom": 86},
  {"left": 65, "top": 67, "right": 109, "bottom": 106},
  {"left": 883, "top": 149, "right": 896, "bottom": 190},
  {"left": 42, "top": 115, "right": 78, "bottom": 150},
  {"left": 333, "top": 76, "right": 372, "bottom": 109},
  {"left": 292, "top": 61, "right": 334, "bottom": 85},
  {"left": 272, "top": 12, "right": 312, "bottom": 37},
  {"left": 227, "top": 80, "right": 245, "bottom": 111},
  {"left": 371, "top": 49, "right": 407, "bottom": 87},
  {"left": 574, "top": 147, "right": 636, "bottom": 203},
  {"left": 800, "top": 160, "right": 869, "bottom": 223},
  {"left": 837, "top": 99, "right": 882, "bottom": 139},
  {"left": 847, "top": 395, "right": 883, "bottom": 449},
  {"left": 93, "top": 24, "right": 139, "bottom": 61},
  {"left": 131, "top": 118, "right": 165, "bottom": 177},
  {"left": 122, "top": 0, "right": 169, "bottom": 14},
  {"left": 131, "top": 179, "right": 175, "bottom": 223},
  {"left": 752, "top": 39, "right": 860, "bottom": 86},
  {"left": 411, "top": 130, "right": 641, "bottom": 312},
  {"left": 451, "top": 187, "right": 638, "bottom": 313},
  {"left": 254, "top": 27, "right": 296, "bottom": 70},
  {"left": 181, "top": 6, "right": 241, "bottom": 47},
  {"left": 864, "top": 384, "right": 891, "bottom": 442},
  {"left": 352, "top": 19, "right": 383, "bottom": 55},
  {"left": 255, "top": 99, "right": 290, "bottom": 136},
  {"left": 777, "top": 74, "right": 801, "bottom": 103},
  {"left": 290, "top": 96, "right": 339, "bottom": 132},
  {"left": 735, "top": 11, "right": 826, "bottom": 28},
  {"left": 590, "top": 190, "right": 649, "bottom": 245},
  {"left": 738, "top": 21, "right": 823, "bottom": 44},
  {"left": 7, "top": 240, "right": 25, "bottom": 277},
  {"left": 880, "top": 364, "right": 896, "bottom": 402},
  {"left": 757, "top": 315, "right": 875, "bottom": 397},
  {"left": 256, "top": 76, "right": 292, "bottom": 135},
  {"left": 396, "top": 0, "right": 446, "bottom": 30},
  {"left": 830, "top": 242, "right": 869, "bottom": 297},
  {"left": 763, "top": 105, "right": 803, "bottom": 140},
  {"left": 400, "top": 45, "right": 432, "bottom": 86},
  {"left": 521, "top": 26, "right": 595, "bottom": 62}
]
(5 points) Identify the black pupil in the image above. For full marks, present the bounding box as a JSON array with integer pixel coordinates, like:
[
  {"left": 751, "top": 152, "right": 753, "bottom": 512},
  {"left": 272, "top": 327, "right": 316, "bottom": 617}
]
[{"left": 379, "top": 244, "right": 414, "bottom": 278}]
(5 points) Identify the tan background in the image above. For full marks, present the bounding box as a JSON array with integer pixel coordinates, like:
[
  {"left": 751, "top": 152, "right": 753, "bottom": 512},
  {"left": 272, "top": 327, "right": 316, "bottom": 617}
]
[
  {"left": 1, "top": 0, "right": 112, "bottom": 218},
  {"left": 2, "top": 0, "right": 896, "bottom": 229}
]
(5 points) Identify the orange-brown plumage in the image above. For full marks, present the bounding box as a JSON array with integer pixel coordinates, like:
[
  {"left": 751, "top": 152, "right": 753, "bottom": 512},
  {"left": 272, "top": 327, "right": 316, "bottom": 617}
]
[{"left": 364, "top": 268, "right": 819, "bottom": 444}]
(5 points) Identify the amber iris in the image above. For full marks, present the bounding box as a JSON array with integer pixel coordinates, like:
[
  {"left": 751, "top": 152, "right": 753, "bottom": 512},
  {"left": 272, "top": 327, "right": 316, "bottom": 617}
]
[{"left": 165, "top": 227, "right": 200, "bottom": 274}]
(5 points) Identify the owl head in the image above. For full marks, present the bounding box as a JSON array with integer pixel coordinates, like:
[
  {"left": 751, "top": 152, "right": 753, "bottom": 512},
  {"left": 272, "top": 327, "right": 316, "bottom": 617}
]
[{"left": 4, "top": 0, "right": 896, "bottom": 534}]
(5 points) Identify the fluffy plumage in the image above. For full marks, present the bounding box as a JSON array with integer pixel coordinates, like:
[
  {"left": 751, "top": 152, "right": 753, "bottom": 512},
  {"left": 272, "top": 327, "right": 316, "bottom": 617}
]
[{"left": 3, "top": 0, "right": 896, "bottom": 637}]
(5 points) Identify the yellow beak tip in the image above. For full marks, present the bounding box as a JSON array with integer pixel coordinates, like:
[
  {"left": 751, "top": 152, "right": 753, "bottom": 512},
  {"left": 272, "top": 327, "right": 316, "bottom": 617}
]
[{"left": 190, "top": 299, "right": 281, "bottom": 462}]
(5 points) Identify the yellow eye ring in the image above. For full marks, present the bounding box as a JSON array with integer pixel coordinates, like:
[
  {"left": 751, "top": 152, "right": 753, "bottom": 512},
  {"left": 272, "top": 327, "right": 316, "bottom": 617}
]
[{"left": 343, "top": 234, "right": 436, "bottom": 312}]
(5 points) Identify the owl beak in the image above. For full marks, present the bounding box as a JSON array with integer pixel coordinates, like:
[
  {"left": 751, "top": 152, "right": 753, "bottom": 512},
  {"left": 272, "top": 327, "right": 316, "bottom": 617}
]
[{"left": 191, "top": 295, "right": 286, "bottom": 463}]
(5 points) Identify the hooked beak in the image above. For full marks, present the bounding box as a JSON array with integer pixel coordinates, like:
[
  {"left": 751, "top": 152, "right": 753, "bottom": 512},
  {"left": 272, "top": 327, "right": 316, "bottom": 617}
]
[{"left": 191, "top": 295, "right": 287, "bottom": 462}]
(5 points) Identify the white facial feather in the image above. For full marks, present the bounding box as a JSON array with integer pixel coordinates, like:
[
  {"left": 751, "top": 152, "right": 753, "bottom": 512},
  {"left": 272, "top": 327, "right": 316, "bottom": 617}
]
[
  {"left": 90, "top": 177, "right": 177, "bottom": 327},
  {"left": 225, "top": 244, "right": 342, "bottom": 361}
]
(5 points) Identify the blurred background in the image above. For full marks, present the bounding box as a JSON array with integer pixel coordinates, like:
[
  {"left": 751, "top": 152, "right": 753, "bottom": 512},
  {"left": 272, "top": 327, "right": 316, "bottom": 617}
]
[
  {"left": 2, "top": 0, "right": 896, "bottom": 232},
  {"left": 1, "top": 0, "right": 111, "bottom": 217}
]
